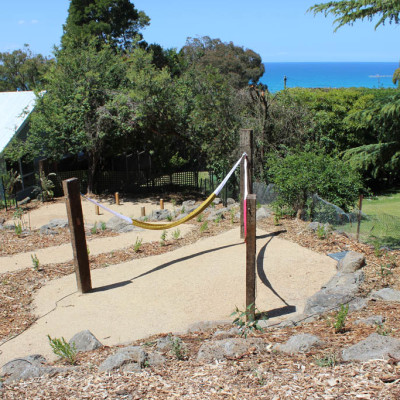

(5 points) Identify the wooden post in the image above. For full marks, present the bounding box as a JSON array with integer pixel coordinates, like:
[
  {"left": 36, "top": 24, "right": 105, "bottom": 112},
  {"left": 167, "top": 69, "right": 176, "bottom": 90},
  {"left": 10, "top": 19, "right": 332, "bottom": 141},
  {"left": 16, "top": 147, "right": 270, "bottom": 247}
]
[
  {"left": 246, "top": 194, "right": 257, "bottom": 321},
  {"left": 115, "top": 192, "right": 120, "bottom": 205},
  {"left": 95, "top": 205, "right": 100, "bottom": 215},
  {"left": 240, "top": 129, "right": 253, "bottom": 239},
  {"left": 141, "top": 206, "right": 146, "bottom": 217},
  {"left": 63, "top": 178, "right": 92, "bottom": 293},
  {"left": 160, "top": 199, "right": 164, "bottom": 209},
  {"left": 356, "top": 194, "right": 363, "bottom": 242}
]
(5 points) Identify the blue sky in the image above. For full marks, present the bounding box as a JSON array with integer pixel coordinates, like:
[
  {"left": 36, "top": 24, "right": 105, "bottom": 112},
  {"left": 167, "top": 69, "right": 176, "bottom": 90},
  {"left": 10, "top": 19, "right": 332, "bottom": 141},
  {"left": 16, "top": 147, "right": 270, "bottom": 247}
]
[{"left": 0, "top": 0, "right": 398, "bottom": 62}]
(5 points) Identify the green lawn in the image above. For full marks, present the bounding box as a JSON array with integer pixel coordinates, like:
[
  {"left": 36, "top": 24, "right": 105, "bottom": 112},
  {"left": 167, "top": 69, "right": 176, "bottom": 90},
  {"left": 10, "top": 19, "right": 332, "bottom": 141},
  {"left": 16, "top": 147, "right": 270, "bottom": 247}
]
[{"left": 338, "top": 190, "right": 400, "bottom": 248}]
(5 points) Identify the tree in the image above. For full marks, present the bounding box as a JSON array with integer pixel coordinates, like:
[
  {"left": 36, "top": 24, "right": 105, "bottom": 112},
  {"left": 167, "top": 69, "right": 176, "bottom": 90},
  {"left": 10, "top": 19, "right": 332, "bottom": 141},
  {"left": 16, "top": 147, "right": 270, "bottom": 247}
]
[
  {"left": 181, "top": 36, "right": 265, "bottom": 89},
  {"left": 24, "top": 39, "right": 134, "bottom": 193},
  {"left": 62, "top": 0, "right": 150, "bottom": 50},
  {"left": 0, "top": 44, "right": 52, "bottom": 91},
  {"left": 309, "top": 1, "right": 400, "bottom": 31}
]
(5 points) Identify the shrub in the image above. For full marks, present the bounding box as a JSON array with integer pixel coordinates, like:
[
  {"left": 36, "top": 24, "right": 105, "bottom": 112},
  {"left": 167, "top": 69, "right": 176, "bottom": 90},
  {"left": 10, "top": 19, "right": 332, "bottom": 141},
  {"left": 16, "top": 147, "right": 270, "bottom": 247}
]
[
  {"left": 47, "top": 335, "right": 77, "bottom": 364},
  {"left": 266, "top": 150, "right": 364, "bottom": 218}
]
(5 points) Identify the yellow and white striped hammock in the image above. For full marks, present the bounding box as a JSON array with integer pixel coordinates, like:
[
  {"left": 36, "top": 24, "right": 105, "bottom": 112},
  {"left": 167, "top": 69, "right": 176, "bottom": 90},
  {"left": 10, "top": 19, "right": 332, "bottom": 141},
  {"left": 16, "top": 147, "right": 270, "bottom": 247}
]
[{"left": 82, "top": 153, "right": 246, "bottom": 230}]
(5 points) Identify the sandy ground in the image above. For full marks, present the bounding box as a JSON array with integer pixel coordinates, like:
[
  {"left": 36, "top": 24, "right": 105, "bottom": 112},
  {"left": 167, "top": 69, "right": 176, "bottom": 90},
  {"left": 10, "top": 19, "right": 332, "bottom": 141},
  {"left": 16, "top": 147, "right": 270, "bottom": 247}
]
[
  {"left": 0, "top": 225, "right": 194, "bottom": 274},
  {"left": 0, "top": 228, "right": 336, "bottom": 366},
  {"left": 7, "top": 197, "right": 176, "bottom": 230}
]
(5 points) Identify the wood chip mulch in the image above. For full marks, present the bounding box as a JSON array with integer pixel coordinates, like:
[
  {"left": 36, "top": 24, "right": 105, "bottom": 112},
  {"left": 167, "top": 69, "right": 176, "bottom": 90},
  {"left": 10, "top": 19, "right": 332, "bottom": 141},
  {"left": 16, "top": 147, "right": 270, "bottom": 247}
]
[{"left": 1, "top": 207, "right": 400, "bottom": 399}]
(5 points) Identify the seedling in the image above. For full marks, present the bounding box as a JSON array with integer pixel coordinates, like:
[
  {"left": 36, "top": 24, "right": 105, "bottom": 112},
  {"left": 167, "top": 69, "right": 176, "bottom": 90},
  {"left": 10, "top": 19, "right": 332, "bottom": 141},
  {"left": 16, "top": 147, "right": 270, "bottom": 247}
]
[
  {"left": 197, "top": 214, "right": 203, "bottom": 222},
  {"left": 316, "top": 225, "right": 328, "bottom": 240},
  {"left": 14, "top": 222, "right": 22, "bottom": 236},
  {"left": 47, "top": 335, "right": 77, "bottom": 365},
  {"left": 314, "top": 352, "right": 337, "bottom": 367},
  {"left": 160, "top": 230, "right": 167, "bottom": 246},
  {"left": 172, "top": 228, "right": 181, "bottom": 240},
  {"left": 91, "top": 222, "right": 97, "bottom": 234},
  {"left": 200, "top": 221, "right": 208, "bottom": 233},
  {"left": 231, "top": 304, "right": 265, "bottom": 338},
  {"left": 31, "top": 254, "right": 40, "bottom": 270},
  {"left": 100, "top": 221, "right": 106, "bottom": 231},
  {"left": 134, "top": 237, "right": 143, "bottom": 252},
  {"left": 230, "top": 208, "right": 235, "bottom": 224},
  {"left": 214, "top": 214, "right": 222, "bottom": 223},
  {"left": 333, "top": 304, "right": 349, "bottom": 333},
  {"left": 181, "top": 206, "right": 186, "bottom": 214},
  {"left": 167, "top": 214, "right": 173, "bottom": 221},
  {"left": 171, "top": 336, "right": 187, "bottom": 360}
]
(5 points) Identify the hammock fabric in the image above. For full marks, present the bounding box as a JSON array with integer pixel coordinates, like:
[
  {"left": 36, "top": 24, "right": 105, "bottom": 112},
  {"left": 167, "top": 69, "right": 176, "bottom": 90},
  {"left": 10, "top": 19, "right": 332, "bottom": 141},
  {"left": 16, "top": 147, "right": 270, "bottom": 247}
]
[{"left": 82, "top": 153, "right": 246, "bottom": 231}]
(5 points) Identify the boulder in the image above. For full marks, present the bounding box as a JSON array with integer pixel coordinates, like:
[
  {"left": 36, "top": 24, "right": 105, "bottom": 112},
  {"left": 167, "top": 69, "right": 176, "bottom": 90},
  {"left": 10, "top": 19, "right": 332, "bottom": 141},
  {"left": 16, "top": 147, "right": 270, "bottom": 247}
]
[
  {"left": 212, "top": 198, "right": 221, "bottom": 205},
  {"left": 147, "top": 352, "right": 166, "bottom": 367},
  {"left": 186, "top": 320, "right": 229, "bottom": 333},
  {"left": 337, "top": 251, "right": 365, "bottom": 273},
  {"left": 212, "top": 327, "right": 241, "bottom": 340},
  {"left": 182, "top": 200, "right": 195, "bottom": 208},
  {"left": 256, "top": 207, "right": 271, "bottom": 220},
  {"left": 207, "top": 208, "right": 227, "bottom": 221},
  {"left": 1, "top": 354, "right": 62, "bottom": 383},
  {"left": 98, "top": 346, "right": 147, "bottom": 372},
  {"left": 274, "top": 334, "right": 323, "bottom": 354},
  {"left": 323, "top": 271, "right": 364, "bottom": 291},
  {"left": 355, "top": 315, "right": 385, "bottom": 326},
  {"left": 39, "top": 226, "right": 59, "bottom": 235},
  {"left": 227, "top": 198, "right": 236, "bottom": 205},
  {"left": 197, "top": 338, "right": 266, "bottom": 362},
  {"left": 342, "top": 333, "right": 400, "bottom": 362},
  {"left": 151, "top": 209, "right": 171, "bottom": 221},
  {"left": 106, "top": 216, "right": 142, "bottom": 233},
  {"left": 45, "top": 219, "right": 69, "bottom": 229},
  {"left": 18, "top": 197, "right": 31, "bottom": 206},
  {"left": 69, "top": 330, "right": 102, "bottom": 352},
  {"left": 370, "top": 288, "right": 400, "bottom": 302}
]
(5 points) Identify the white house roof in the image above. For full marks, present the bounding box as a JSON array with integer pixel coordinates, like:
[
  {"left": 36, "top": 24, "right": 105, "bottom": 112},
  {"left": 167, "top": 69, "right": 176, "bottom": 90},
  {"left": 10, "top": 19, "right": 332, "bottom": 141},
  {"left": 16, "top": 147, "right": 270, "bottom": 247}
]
[{"left": 0, "top": 91, "right": 36, "bottom": 153}]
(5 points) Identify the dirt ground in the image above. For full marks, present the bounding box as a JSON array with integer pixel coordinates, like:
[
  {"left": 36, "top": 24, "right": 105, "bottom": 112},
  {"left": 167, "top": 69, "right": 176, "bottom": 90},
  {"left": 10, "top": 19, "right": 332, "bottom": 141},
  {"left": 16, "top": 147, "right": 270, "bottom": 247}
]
[{"left": 1, "top": 195, "right": 399, "bottom": 399}]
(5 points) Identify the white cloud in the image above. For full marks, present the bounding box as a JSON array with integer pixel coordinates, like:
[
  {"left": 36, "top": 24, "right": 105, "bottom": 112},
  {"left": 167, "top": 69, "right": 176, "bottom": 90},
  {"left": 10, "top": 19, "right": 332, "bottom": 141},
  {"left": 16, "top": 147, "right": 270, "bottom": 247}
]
[
  {"left": 18, "top": 20, "right": 25, "bottom": 25},
  {"left": 31, "top": 19, "right": 39, "bottom": 24}
]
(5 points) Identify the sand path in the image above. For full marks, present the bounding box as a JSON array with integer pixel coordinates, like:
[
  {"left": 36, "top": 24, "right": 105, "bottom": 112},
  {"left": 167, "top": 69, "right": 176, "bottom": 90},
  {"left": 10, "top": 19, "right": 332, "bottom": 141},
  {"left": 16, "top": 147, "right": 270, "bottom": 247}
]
[{"left": 0, "top": 228, "right": 336, "bottom": 365}]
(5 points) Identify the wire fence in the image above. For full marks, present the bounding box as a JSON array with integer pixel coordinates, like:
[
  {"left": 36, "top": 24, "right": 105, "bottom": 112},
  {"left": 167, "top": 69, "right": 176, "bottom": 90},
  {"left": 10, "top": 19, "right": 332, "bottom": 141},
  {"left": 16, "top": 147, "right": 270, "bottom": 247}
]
[{"left": 311, "top": 194, "right": 400, "bottom": 249}]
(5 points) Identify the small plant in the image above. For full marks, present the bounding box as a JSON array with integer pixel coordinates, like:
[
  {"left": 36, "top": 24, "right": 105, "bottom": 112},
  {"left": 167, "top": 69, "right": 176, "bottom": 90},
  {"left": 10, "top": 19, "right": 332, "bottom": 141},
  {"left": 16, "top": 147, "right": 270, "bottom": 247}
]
[
  {"left": 371, "top": 237, "right": 384, "bottom": 257},
  {"left": 167, "top": 214, "right": 173, "bottom": 222},
  {"left": 256, "top": 202, "right": 262, "bottom": 210},
  {"left": 333, "top": 304, "right": 349, "bottom": 333},
  {"left": 171, "top": 336, "right": 186, "bottom": 360},
  {"left": 14, "top": 222, "right": 22, "bottom": 236},
  {"left": 134, "top": 237, "right": 143, "bottom": 252},
  {"left": 143, "top": 216, "right": 148, "bottom": 222},
  {"left": 172, "top": 228, "right": 181, "bottom": 240},
  {"left": 31, "top": 254, "right": 40, "bottom": 270},
  {"left": 273, "top": 214, "right": 280, "bottom": 226},
  {"left": 91, "top": 222, "right": 98, "bottom": 234},
  {"left": 230, "top": 208, "right": 236, "bottom": 224},
  {"left": 197, "top": 214, "right": 203, "bottom": 222},
  {"left": 47, "top": 335, "right": 77, "bottom": 364},
  {"left": 314, "top": 352, "right": 337, "bottom": 367},
  {"left": 100, "top": 221, "right": 106, "bottom": 231},
  {"left": 316, "top": 224, "right": 327, "bottom": 240},
  {"left": 376, "top": 323, "right": 392, "bottom": 336},
  {"left": 210, "top": 202, "right": 215, "bottom": 209},
  {"left": 87, "top": 247, "right": 90, "bottom": 256},
  {"left": 200, "top": 221, "right": 208, "bottom": 233},
  {"left": 33, "top": 172, "right": 56, "bottom": 202},
  {"left": 160, "top": 230, "right": 167, "bottom": 246},
  {"left": 171, "top": 199, "right": 176, "bottom": 207},
  {"left": 181, "top": 206, "right": 186, "bottom": 214},
  {"left": 231, "top": 304, "right": 265, "bottom": 338},
  {"left": 253, "top": 369, "right": 265, "bottom": 386},
  {"left": 214, "top": 214, "right": 222, "bottom": 223}
]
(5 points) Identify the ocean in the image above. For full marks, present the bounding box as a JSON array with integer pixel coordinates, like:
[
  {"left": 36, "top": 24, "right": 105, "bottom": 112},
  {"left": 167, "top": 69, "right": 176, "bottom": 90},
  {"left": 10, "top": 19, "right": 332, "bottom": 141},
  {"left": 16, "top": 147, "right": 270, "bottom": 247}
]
[{"left": 260, "top": 62, "right": 399, "bottom": 93}]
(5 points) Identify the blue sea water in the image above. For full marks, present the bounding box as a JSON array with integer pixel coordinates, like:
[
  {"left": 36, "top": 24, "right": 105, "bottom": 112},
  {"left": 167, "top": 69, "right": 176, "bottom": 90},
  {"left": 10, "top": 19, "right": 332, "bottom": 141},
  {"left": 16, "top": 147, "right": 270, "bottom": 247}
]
[{"left": 260, "top": 62, "right": 399, "bottom": 93}]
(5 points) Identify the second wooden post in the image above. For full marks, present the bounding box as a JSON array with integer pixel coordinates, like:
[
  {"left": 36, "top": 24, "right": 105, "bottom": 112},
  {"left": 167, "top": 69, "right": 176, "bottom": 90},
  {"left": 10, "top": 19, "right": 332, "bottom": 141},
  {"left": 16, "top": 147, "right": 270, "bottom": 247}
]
[
  {"left": 240, "top": 129, "right": 253, "bottom": 239},
  {"left": 63, "top": 178, "right": 92, "bottom": 293},
  {"left": 246, "top": 193, "right": 257, "bottom": 321}
]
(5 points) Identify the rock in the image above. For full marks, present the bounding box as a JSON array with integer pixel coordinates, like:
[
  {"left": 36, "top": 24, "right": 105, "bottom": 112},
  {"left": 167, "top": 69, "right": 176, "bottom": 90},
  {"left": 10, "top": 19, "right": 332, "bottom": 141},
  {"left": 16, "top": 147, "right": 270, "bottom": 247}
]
[
  {"left": 207, "top": 208, "right": 227, "bottom": 221},
  {"left": 303, "top": 285, "right": 357, "bottom": 315},
  {"left": 1, "top": 354, "right": 62, "bottom": 383},
  {"left": 147, "top": 352, "right": 166, "bottom": 366},
  {"left": 69, "top": 330, "right": 102, "bottom": 352},
  {"left": 355, "top": 315, "right": 385, "bottom": 326},
  {"left": 337, "top": 251, "right": 365, "bottom": 273},
  {"left": 274, "top": 334, "right": 323, "bottom": 354},
  {"left": 213, "top": 198, "right": 221, "bottom": 205},
  {"left": 106, "top": 216, "right": 142, "bottom": 233},
  {"left": 342, "top": 333, "right": 400, "bottom": 362},
  {"left": 39, "top": 226, "right": 59, "bottom": 235},
  {"left": 212, "top": 327, "right": 241, "bottom": 340},
  {"left": 18, "top": 196, "right": 31, "bottom": 205},
  {"left": 186, "top": 320, "right": 229, "bottom": 333},
  {"left": 182, "top": 200, "right": 195, "bottom": 208},
  {"left": 151, "top": 209, "right": 171, "bottom": 221},
  {"left": 307, "top": 222, "right": 324, "bottom": 232},
  {"left": 370, "top": 288, "right": 400, "bottom": 302},
  {"left": 156, "top": 335, "right": 182, "bottom": 351},
  {"left": 46, "top": 219, "right": 69, "bottom": 229},
  {"left": 197, "top": 338, "right": 266, "bottom": 362},
  {"left": 99, "top": 346, "right": 147, "bottom": 372},
  {"left": 323, "top": 271, "right": 364, "bottom": 291},
  {"left": 117, "top": 225, "right": 137, "bottom": 233},
  {"left": 256, "top": 207, "right": 271, "bottom": 220},
  {"left": 348, "top": 297, "right": 368, "bottom": 311},
  {"left": 227, "top": 198, "right": 236, "bottom": 205}
]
